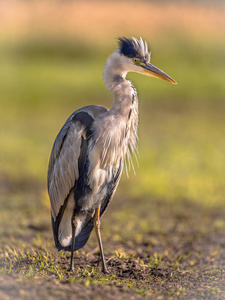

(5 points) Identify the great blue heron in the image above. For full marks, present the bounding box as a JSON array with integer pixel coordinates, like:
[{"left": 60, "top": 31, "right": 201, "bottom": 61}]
[{"left": 47, "top": 37, "right": 176, "bottom": 273}]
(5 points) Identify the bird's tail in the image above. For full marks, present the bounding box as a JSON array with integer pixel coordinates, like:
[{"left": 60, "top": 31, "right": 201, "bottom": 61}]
[
  {"left": 74, "top": 222, "right": 94, "bottom": 250},
  {"left": 51, "top": 215, "right": 94, "bottom": 252}
]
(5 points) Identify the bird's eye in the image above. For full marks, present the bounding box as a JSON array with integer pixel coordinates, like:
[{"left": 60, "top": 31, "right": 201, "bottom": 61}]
[{"left": 133, "top": 58, "right": 139, "bottom": 64}]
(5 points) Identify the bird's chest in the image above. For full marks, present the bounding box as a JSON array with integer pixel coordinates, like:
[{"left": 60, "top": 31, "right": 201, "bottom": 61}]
[
  {"left": 75, "top": 158, "right": 117, "bottom": 215},
  {"left": 124, "top": 91, "right": 139, "bottom": 153},
  {"left": 75, "top": 134, "right": 123, "bottom": 210},
  {"left": 74, "top": 92, "right": 138, "bottom": 212}
]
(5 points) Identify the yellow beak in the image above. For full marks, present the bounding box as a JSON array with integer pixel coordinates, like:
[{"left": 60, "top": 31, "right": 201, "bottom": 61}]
[{"left": 141, "top": 62, "right": 177, "bottom": 84}]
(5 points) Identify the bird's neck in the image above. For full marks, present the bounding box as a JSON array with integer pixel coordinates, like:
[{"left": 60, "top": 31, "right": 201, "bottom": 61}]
[
  {"left": 103, "top": 51, "right": 136, "bottom": 114},
  {"left": 103, "top": 50, "right": 130, "bottom": 92},
  {"left": 103, "top": 67, "right": 127, "bottom": 94},
  {"left": 109, "top": 78, "right": 135, "bottom": 116},
  {"left": 103, "top": 52, "right": 139, "bottom": 164}
]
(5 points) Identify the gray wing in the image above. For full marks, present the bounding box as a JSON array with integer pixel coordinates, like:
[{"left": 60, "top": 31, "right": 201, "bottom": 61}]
[
  {"left": 48, "top": 105, "right": 108, "bottom": 221},
  {"left": 47, "top": 105, "right": 108, "bottom": 250},
  {"left": 47, "top": 111, "right": 81, "bottom": 221}
]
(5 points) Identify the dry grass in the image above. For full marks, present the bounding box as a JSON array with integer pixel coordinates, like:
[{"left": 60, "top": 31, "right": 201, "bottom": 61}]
[{"left": 0, "top": 1, "right": 225, "bottom": 43}]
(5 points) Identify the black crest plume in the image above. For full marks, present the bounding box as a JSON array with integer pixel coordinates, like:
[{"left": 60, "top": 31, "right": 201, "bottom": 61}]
[
  {"left": 118, "top": 37, "right": 151, "bottom": 61},
  {"left": 118, "top": 37, "right": 137, "bottom": 58}
]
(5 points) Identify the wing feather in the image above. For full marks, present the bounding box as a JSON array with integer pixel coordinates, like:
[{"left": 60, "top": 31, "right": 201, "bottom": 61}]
[
  {"left": 47, "top": 112, "right": 83, "bottom": 221},
  {"left": 47, "top": 105, "right": 109, "bottom": 250}
]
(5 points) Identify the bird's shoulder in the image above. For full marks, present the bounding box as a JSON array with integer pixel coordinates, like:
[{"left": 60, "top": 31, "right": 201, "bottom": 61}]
[
  {"left": 74, "top": 105, "right": 108, "bottom": 119},
  {"left": 48, "top": 105, "right": 108, "bottom": 169}
]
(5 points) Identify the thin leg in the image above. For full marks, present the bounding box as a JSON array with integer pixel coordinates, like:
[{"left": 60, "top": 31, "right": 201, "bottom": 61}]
[
  {"left": 94, "top": 204, "right": 109, "bottom": 274},
  {"left": 69, "top": 213, "right": 77, "bottom": 272}
]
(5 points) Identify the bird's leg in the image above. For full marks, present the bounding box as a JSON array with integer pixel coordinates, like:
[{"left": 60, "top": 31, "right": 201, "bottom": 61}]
[
  {"left": 69, "top": 212, "right": 77, "bottom": 272},
  {"left": 94, "top": 204, "right": 109, "bottom": 274}
]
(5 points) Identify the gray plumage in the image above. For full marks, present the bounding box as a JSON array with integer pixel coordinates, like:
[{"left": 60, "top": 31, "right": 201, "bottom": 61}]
[{"left": 47, "top": 37, "right": 176, "bottom": 273}]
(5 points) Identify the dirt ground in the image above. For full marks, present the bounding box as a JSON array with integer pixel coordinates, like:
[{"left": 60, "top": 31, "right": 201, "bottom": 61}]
[{"left": 1, "top": 195, "right": 225, "bottom": 299}]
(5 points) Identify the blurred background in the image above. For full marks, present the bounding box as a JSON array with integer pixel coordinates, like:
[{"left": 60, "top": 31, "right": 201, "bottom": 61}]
[{"left": 0, "top": 0, "right": 225, "bottom": 219}]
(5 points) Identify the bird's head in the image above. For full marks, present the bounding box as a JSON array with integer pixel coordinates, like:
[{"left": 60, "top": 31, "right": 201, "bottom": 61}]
[{"left": 117, "top": 37, "right": 176, "bottom": 84}]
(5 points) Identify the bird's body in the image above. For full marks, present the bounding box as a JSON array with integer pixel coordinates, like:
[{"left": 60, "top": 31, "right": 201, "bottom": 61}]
[{"left": 48, "top": 37, "right": 176, "bottom": 273}]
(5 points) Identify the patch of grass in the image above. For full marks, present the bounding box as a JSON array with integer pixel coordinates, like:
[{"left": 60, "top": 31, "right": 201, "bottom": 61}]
[{"left": 1, "top": 192, "right": 225, "bottom": 299}]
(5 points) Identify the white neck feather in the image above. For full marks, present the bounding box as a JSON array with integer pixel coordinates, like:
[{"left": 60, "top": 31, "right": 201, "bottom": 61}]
[{"left": 103, "top": 50, "right": 133, "bottom": 92}]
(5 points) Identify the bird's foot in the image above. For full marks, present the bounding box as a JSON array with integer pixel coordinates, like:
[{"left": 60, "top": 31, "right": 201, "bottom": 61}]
[
  {"left": 68, "top": 266, "right": 75, "bottom": 273},
  {"left": 102, "top": 267, "right": 110, "bottom": 274}
]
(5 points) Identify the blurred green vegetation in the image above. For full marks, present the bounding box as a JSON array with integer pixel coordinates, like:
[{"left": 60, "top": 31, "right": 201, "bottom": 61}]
[{"left": 0, "top": 33, "right": 225, "bottom": 206}]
